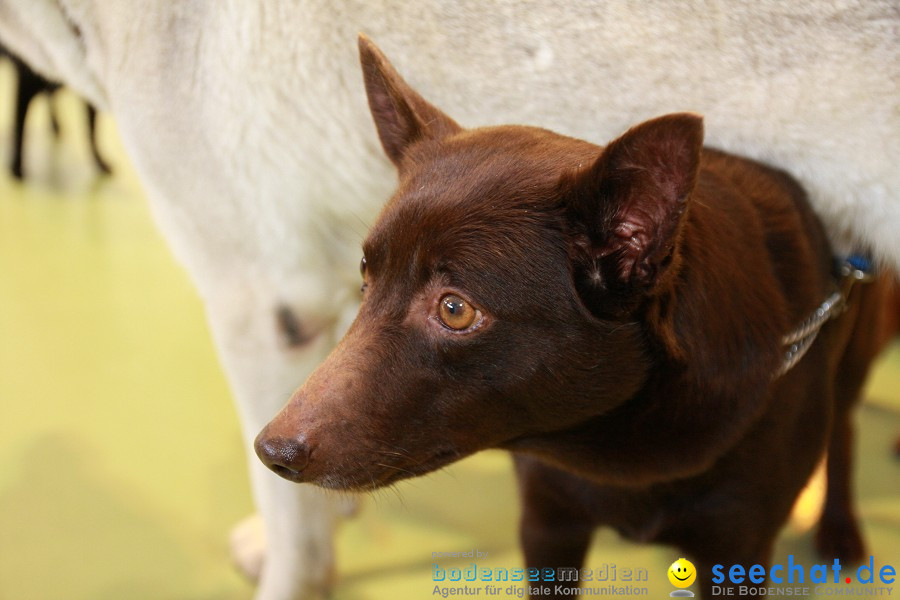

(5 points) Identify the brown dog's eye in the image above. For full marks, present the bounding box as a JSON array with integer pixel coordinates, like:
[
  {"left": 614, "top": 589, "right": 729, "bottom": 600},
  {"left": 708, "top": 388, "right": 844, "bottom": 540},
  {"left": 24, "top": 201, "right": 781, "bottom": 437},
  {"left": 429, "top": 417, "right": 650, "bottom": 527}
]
[{"left": 438, "top": 294, "right": 481, "bottom": 331}]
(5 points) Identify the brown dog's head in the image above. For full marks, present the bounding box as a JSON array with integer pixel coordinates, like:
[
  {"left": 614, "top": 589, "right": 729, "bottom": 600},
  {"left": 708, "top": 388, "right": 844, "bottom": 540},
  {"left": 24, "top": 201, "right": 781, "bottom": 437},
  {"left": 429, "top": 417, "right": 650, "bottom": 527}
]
[{"left": 255, "top": 36, "right": 703, "bottom": 490}]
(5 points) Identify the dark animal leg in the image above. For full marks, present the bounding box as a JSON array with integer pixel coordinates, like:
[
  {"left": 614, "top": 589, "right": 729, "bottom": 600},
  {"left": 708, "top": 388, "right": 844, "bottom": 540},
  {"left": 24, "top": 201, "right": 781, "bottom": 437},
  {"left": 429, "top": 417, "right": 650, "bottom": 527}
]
[
  {"left": 815, "top": 409, "right": 865, "bottom": 562},
  {"left": 11, "top": 64, "right": 43, "bottom": 179},
  {"left": 516, "top": 459, "right": 593, "bottom": 599},
  {"left": 86, "top": 104, "right": 111, "bottom": 174},
  {"left": 520, "top": 504, "right": 592, "bottom": 599}
]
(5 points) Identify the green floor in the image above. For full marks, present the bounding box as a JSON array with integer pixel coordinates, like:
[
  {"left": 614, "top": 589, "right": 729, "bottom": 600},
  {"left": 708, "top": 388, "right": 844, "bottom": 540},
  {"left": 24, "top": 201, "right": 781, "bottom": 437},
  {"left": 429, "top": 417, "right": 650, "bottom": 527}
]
[{"left": 0, "top": 78, "right": 898, "bottom": 600}]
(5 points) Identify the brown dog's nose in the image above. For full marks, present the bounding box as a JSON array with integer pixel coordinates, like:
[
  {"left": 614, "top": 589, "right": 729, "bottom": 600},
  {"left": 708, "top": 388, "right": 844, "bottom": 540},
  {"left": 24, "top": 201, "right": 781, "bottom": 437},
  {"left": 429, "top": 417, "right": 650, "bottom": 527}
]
[{"left": 254, "top": 433, "right": 310, "bottom": 482}]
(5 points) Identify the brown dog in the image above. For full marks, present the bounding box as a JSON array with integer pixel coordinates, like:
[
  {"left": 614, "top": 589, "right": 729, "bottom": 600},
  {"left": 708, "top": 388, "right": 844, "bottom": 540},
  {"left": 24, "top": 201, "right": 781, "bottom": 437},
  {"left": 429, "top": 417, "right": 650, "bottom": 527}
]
[{"left": 256, "top": 37, "right": 892, "bottom": 598}]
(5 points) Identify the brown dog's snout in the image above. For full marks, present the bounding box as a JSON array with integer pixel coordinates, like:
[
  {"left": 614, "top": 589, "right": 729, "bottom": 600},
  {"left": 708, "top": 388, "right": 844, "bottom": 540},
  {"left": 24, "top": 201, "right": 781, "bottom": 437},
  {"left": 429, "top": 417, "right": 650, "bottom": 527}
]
[{"left": 254, "top": 430, "right": 310, "bottom": 483}]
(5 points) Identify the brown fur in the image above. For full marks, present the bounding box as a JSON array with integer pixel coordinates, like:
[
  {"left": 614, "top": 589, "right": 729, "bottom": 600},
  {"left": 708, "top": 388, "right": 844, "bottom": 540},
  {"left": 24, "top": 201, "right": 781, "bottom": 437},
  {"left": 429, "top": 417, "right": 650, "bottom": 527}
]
[{"left": 256, "top": 36, "right": 892, "bottom": 598}]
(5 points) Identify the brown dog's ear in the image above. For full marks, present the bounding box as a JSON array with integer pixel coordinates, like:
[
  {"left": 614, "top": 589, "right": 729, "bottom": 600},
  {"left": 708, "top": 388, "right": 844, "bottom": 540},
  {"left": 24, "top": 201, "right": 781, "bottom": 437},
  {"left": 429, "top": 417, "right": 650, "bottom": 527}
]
[
  {"left": 358, "top": 34, "right": 461, "bottom": 169},
  {"left": 564, "top": 113, "right": 703, "bottom": 310}
]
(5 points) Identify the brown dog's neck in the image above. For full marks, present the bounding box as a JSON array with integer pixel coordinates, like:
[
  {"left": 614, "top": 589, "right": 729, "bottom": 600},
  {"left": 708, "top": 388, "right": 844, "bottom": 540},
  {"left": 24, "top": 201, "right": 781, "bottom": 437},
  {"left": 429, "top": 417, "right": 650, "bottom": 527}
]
[{"left": 504, "top": 367, "right": 766, "bottom": 487}]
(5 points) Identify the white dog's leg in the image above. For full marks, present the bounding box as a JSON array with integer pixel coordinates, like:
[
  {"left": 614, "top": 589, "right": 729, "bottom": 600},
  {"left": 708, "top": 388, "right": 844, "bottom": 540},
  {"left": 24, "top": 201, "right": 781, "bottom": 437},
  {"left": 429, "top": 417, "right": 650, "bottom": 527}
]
[
  {"left": 247, "top": 460, "right": 337, "bottom": 599},
  {"left": 230, "top": 513, "right": 265, "bottom": 581},
  {"left": 228, "top": 482, "right": 360, "bottom": 583},
  {"left": 201, "top": 286, "right": 358, "bottom": 600},
  {"left": 224, "top": 370, "right": 340, "bottom": 599}
]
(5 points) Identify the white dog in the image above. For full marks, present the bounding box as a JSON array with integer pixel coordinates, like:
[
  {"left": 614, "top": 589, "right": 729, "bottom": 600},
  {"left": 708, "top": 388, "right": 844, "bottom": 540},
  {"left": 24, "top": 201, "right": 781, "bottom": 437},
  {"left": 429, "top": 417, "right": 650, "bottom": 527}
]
[{"left": 0, "top": 2, "right": 896, "bottom": 598}]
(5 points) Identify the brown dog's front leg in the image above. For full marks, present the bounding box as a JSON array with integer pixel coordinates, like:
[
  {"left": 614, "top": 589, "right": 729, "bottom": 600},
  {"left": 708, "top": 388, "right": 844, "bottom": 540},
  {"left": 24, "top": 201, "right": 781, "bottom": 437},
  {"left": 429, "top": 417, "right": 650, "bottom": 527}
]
[{"left": 515, "top": 456, "right": 593, "bottom": 599}]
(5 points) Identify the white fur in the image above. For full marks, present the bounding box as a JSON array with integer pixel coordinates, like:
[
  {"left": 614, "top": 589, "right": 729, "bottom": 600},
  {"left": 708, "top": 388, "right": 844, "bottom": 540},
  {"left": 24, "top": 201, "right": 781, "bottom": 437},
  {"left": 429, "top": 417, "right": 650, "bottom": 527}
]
[{"left": 1, "top": 1, "right": 895, "bottom": 598}]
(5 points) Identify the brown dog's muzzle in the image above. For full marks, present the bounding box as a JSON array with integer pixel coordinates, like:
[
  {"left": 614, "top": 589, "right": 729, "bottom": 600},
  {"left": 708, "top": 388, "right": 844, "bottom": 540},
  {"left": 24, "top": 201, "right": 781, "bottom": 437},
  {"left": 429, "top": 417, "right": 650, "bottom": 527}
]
[
  {"left": 253, "top": 317, "right": 484, "bottom": 490},
  {"left": 253, "top": 325, "right": 397, "bottom": 489}
]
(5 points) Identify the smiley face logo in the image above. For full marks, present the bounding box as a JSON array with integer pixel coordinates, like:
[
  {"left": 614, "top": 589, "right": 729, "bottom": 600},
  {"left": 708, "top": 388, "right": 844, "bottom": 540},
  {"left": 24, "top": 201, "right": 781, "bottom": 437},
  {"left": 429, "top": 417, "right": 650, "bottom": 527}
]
[{"left": 668, "top": 557, "right": 696, "bottom": 588}]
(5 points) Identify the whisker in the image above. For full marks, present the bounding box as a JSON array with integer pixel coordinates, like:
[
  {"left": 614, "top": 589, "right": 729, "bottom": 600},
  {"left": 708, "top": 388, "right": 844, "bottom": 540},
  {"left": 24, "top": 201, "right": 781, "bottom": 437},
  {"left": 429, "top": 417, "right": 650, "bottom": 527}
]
[
  {"left": 373, "top": 449, "right": 409, "bottom": 459},
  {"left": 375, "top": 462, "right": 416, "bottom": 476}
]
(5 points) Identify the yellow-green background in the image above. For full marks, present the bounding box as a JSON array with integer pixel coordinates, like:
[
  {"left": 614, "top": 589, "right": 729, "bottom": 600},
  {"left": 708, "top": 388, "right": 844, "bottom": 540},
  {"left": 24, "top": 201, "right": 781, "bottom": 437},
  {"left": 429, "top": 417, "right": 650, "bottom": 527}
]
[{"left": 0, "top": 62, "right": 897, "bottom": 599}]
